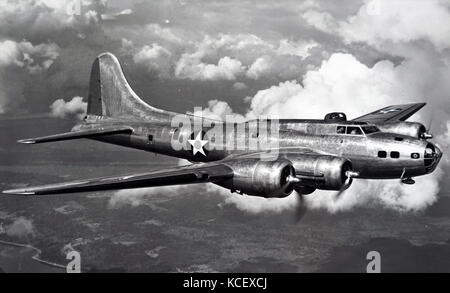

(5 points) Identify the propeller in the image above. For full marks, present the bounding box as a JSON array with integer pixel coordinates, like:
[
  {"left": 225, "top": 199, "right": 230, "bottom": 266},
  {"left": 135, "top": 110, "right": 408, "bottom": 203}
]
[
  {"left": 421, "top": 114, "right": 434, "bottom": 139},
  {"left": 285, "top": 171, "right": 307, "bottom": 223},
  {"left": 334, "top": 170, "right": 359, "bottom": 198},
  {"left": 293, "top": 192, "right": 308, "bottom": 224}
]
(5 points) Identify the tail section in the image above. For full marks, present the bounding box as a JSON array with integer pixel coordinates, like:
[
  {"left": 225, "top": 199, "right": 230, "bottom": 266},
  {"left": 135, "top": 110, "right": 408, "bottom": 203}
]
[{"left": 87, "top": 52, "right": 173, "bottom": 121}]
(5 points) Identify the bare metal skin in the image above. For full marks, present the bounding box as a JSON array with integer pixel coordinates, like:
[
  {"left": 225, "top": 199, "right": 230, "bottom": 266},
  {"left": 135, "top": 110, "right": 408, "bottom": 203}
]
[{"left": 3, "top": 53, "right": 442, "bottom": 198}]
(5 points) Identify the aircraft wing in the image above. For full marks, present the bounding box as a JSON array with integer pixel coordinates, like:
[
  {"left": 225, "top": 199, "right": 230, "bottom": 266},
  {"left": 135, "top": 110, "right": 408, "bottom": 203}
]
[
  {"left": 17, "top": 126, "right": 134, "bottom": 144},
  {"left": 2, "top": 163, "right": 233, "bottom": 195},
  {"left": 352, "top": 103, "right": 426, "bottom": 124}
]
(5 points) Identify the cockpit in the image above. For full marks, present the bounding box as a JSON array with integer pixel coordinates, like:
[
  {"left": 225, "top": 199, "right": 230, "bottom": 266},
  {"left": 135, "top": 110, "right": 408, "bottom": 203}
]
[{"left": 336, "top": 125, "right": 380, "bottom": 136}]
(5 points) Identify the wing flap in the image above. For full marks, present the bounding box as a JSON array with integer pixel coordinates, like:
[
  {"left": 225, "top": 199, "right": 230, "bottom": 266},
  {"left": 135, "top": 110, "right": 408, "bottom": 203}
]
[
  {"left": 2, "top": 163, "right": 233, "bottom": 195},
  {"left": 17, "top": 126, "right": 134, "bottom": 144},
  {"left": 352, "top": 103, "right": 426, "bottom": 123}
]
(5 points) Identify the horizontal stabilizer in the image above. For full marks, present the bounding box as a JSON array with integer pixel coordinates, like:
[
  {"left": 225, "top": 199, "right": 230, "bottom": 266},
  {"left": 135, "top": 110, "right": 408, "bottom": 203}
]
[{"left": 18, "top": 126, "right": 133, "bottom": 144}]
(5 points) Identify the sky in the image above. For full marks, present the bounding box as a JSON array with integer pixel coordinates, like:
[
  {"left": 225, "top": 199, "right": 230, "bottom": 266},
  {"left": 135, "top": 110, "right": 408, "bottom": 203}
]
[{"left": 1, "top": 0, "right": 450, "bottom": 213}]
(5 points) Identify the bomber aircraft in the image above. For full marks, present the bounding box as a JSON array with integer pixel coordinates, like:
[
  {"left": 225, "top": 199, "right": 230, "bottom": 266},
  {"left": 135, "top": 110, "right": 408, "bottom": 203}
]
[{"left": 2, "top": 53, "right": 442, "bottom": 199}]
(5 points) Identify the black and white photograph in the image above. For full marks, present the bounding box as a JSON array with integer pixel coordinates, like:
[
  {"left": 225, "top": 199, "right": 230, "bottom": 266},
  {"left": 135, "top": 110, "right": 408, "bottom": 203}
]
[{"left": 0, "top": 0, "right": 449, "bottom": 278}]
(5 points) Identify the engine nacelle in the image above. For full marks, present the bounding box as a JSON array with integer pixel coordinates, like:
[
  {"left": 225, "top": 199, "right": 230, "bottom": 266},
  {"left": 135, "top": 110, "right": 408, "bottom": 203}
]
[
  {"left": 290, "top": 155, "right": 353, "bottom": 190},
  {"left": 376, "top": 121, "right": 427, "bottom": 139},
  {"left": 219, "top": 159, "right": 296, "bottom": 198}
]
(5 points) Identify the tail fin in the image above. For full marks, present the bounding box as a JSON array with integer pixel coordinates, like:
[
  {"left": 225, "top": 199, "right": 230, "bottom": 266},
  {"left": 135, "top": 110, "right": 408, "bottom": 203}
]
[{"left": 87, "top": 52, "right": 172, "bottom": 121}]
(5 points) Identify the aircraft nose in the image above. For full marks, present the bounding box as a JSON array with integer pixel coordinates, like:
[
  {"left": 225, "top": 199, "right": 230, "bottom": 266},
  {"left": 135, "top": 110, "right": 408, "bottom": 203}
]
[
  {"left": 424, "top": 142, "right": 442, "bottom": 171},
  {"left": 434, "top": 144, "right": 442, "bottom": 164}
]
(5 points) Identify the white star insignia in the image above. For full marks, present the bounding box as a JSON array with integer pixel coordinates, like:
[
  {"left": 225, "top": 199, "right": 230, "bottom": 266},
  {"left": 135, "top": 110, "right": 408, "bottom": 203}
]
[{"left": 188, "top": 132, "right": 208, "bottom": 156}]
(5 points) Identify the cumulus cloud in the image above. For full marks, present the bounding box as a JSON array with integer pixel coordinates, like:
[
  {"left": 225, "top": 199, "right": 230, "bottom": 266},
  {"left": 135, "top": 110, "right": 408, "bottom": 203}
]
[
  {"left": 303, "top": 0, "right": 450, "bottom": 51},
  {"left": 302, "top": 9, "right": 337, "bottom": 33},
  {"left": 142, "top": 23, "right": 184, "bottom": 45},
  {"left": 175, "top": 55, "right": 246, "bottom": 81},
  {"left": 339, "top": 0, "right": 450, "bottom": 50},
  {"left": 0, "top": 0, "right": 105, "bottom": 35},
  {"left": 0, "top": 40, "right": 24, "bottom": 67},
  {"left": 108, "top": 188, "right": 149, "bottom": 208},
  {"left": 6, "top": 217, "right": 35, "bottom": 238},
  {"left": 297, "top": 0, "right": 450, "bottom": 128},
  {"left": 276, "top": 39, "right": 318, "bottom": 59},
  {"left": 0, "top": 39, "right": 59, "bottom": 113},
  {"left": 49, "top": 96, "right": 87, "bottom": 119},
  {"left": 167, "top": 34, "right": 257, "bottom": 80},
  {"left": 133, "top": 43, "right": 172, "bottom": 77},
  {"left": 307, "top": 169, "right": 443, "bottom": 213},
  {"left": 134, "top": 43, "right": 171, "bottom": 61},
  {"left": 180, "top": 35, "right": 318, "bottom": 81},
  {"left": 193, "top": 99, "right": 245, "bottom": 121},
  {"left": 0, "top": 40, "right": 59, "bottom": 74},
  {"left": 246, "top": 53, "right": 418, "bottom": 119},
  {"left": 131, "top": 32, "right": 319, "bottom": 81},
  {"left": 246, "top": 57, "right": 271, "bottom": 80}
]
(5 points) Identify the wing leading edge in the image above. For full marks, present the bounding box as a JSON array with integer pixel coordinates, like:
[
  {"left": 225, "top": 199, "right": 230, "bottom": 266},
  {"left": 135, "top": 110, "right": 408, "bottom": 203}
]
[
  {"left": 352, "top": 103, "right": 426, "bottom": 124},
  {"left": 2, "top": 163, "right": 233, "bottom": 195}
]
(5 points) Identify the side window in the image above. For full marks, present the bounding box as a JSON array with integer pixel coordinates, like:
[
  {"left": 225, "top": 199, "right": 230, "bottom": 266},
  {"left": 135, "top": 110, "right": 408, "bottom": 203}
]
[
  {"left": 390, "top": 151, "right": 400, "bottom": 159},
  {"left": 411, "top": 153, "right": 420, "bottom": 159},
  {"left": 346, "top": 126, "right": 363, "bottom": 135},
  {"left": 378, "top": 151, "right": 387, "bottom": 158},
  {"left": 148, "top": 134, "right": 153, "bottom": 142},
  {"left": 336, "top": 126, "right": 346, "bottom": 134}
]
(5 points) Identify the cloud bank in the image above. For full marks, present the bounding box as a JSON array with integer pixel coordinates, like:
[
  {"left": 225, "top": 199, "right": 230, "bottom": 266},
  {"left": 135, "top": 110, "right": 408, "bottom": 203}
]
[{"left": 129, "top": 33, "right": 319, "bottom": 81}]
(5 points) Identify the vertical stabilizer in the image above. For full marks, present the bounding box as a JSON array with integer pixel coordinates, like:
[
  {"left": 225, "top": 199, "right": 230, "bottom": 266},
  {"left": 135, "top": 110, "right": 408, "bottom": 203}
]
[{"left": 87, "top": 52, "right": 172, "bottom": 121}]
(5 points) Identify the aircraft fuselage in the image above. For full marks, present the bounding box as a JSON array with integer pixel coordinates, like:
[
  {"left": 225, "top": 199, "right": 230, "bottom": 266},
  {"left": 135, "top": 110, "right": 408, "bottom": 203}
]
[{"left": 80, "top": 116, "right": 442, "bottom": 181}]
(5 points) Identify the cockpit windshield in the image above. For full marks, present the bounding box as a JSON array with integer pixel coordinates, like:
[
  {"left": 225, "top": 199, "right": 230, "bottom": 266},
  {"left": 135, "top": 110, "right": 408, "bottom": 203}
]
[
  {"left": 346, "top": 126, "right": 363, "bottom": 135},
  {"left": 362, "top": 125, "right": 380, "bottom": 135}
]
